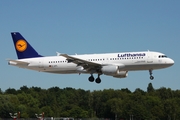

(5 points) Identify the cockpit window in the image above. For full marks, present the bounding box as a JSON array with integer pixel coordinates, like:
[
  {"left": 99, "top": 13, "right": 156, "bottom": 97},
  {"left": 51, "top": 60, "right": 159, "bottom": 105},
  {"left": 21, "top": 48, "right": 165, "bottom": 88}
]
[{"left": 159, "top": 55, "right": 167, "bottom": 58}]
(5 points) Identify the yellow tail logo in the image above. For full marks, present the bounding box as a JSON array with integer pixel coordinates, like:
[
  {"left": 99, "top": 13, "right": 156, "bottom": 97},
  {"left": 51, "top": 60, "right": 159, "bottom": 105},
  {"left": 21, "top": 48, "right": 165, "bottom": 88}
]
[{"left": 16, "top": 40, "right": 27, "bottom": 52}]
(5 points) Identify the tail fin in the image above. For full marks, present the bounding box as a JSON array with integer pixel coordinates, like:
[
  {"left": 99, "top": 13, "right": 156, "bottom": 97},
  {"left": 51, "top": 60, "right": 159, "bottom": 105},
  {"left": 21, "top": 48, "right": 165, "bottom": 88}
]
[{"left": 11, "top": 32, "right": 42, "bottom": 59}]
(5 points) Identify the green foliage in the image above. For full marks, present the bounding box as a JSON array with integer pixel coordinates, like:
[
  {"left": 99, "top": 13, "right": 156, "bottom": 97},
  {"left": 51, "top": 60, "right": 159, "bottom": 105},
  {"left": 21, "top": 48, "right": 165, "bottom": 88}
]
[
  {"left": 107, "top": 98, "right": 123, "bottom": 118},
  {"left": 41, "top": 106, "right": 54, "bottom": 117},
  {"left": 0, "top": 88, "right": 2, "bottom": 94},
  {"left": 147, "top": 83, "right": 154, "bottom": 93},
  {"left": 0, "top": 83, "right": 180, "bottom": 119},
  {"left": 0, "top": 95, "right": 16, "bottom": 117}
]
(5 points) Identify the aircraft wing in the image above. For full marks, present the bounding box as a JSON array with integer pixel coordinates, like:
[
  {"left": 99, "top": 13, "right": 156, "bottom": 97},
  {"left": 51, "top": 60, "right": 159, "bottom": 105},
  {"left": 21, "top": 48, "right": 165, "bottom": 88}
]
[
  {"left": 7, "top": 59, "right": 29, "bottom": 66},
  {"left": 60, "top": 54, "right": 102, "bottom": 70}
]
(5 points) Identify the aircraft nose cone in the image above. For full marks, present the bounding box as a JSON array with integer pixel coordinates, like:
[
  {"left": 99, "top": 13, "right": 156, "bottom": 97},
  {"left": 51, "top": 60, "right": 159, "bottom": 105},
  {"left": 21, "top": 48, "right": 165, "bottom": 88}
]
[{"left": 169, "top": 58, "right": 174, "bottom": 66}]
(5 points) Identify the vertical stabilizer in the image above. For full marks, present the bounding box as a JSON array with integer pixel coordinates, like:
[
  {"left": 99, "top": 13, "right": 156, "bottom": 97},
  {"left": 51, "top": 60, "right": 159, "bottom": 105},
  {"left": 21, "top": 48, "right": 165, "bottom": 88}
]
[{"left": 11, "top": 32, "right": 42, "bottom": 59}]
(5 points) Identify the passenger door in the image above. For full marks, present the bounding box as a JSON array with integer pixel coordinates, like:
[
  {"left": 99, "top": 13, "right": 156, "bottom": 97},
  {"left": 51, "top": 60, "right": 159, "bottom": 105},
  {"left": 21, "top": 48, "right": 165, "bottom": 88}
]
[{"left": 147, "top": 52, "right": 153, "bottom": 63}]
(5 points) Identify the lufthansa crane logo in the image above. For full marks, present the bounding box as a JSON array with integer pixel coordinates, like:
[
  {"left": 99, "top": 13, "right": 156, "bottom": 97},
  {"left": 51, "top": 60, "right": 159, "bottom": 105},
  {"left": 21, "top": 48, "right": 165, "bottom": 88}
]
[{"left": 16, "top": 40, "right": 27, "bottom": 52}]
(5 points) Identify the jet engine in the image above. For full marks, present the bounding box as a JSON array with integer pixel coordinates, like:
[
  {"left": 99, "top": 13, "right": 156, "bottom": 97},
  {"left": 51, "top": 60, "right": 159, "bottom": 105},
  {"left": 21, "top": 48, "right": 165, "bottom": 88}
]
[
  {"left": 76, "top": 66, "right": 87, "bottom": 73},
  {"left": 101, "top": 65, "right": 128, "bottom": 78}
]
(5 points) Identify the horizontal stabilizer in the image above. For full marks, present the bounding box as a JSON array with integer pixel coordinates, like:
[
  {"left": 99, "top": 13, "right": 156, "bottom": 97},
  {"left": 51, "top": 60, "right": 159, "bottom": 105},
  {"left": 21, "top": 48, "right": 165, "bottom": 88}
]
[{"left": 7, "top": 59, "right": 29, "bottom": 66}]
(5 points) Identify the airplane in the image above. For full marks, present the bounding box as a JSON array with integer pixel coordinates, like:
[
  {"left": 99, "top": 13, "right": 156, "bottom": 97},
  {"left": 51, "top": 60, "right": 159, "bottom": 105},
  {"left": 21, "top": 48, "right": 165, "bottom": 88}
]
[{"left": 8, "top": 32, "right": 174, "bottom": 84}]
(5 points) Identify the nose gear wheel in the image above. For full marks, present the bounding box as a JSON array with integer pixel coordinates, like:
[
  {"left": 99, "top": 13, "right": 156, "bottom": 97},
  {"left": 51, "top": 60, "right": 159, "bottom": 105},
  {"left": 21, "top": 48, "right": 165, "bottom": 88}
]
[{"left": 149, "top": 70, "right": 154, "bottom": 80}]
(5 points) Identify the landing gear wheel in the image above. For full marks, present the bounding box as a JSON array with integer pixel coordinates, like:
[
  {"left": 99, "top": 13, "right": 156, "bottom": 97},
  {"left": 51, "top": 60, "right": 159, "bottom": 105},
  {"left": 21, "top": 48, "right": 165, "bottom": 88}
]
[
  {"left": 150, "top": 76, "right": 154, "bottom": 80},
  {"left": 95, "top": 77, "right": 101, "bottom": 84},
  {"left": 149, "top": 70, "right": 154, "bottom": 80},
  {"left": 88, "top": 76, "right": 94, "bottom": 82}
]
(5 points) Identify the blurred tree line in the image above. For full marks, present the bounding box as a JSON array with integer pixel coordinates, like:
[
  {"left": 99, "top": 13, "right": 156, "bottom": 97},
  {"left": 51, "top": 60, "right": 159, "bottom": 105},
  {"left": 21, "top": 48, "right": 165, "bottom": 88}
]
[{"left": 0, "top": 83, "right": 180, "bottom": 119}]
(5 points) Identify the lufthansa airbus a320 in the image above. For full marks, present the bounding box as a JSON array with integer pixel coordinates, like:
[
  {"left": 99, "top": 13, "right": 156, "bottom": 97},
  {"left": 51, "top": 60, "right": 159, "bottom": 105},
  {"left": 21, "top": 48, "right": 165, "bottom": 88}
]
[{"left": 8, "top": 32, "right": 174, "bottom": 84}]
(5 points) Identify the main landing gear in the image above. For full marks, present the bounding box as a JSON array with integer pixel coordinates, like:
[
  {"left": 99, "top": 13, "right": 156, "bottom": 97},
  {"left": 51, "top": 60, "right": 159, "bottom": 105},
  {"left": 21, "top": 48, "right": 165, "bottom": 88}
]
[
  {"left": 149, "top": 70, "right": 154, "bottom": 80},
  {"left": 88, "top": 74, "right": 101, "bottom": 84}
]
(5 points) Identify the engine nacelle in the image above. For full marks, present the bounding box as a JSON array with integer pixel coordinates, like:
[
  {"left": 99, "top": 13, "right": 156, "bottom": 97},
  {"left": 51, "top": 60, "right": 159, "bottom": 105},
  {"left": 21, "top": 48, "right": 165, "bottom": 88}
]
[
  {"left": 76, "top": 66, "right": 87, "bottom": 73},
  {"left": 113, "top": 71, "right": 128, "bottom": 78},
  {"left": 101, "top": 65, "right": 128, "bottom": 78},
  {"left": 101, "top": 65, "right": 118, "bottom": 75}
]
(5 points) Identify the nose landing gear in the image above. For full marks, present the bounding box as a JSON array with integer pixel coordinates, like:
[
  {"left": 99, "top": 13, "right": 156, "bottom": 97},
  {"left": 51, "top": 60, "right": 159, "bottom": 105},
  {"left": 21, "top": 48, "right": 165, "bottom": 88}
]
[{"left": 149, "top": 70, "right": 154, "bottom": 80}]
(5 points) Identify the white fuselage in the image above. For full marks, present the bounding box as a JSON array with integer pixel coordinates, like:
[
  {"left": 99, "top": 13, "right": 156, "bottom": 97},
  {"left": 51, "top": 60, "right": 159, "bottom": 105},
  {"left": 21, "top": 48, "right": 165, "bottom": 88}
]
[{"left": 9, "top": 51, "right": 174, "bottom": 75}]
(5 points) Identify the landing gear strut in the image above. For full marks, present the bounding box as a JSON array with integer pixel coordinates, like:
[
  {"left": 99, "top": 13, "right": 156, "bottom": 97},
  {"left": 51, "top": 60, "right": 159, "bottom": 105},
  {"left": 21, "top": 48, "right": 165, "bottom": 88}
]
[
  {"left": 95, "top": 74, "right": 101, "bottom": 84},
  {"left": 149, "top": 70, "right": 154, "bottom": 80}
]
